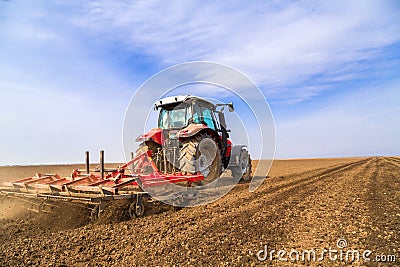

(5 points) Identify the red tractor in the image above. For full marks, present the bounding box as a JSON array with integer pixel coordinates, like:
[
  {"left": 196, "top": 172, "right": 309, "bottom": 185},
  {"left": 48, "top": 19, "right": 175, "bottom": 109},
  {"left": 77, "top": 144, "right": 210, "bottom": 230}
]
[
  {"left": 135, "top": 95, "right": 252, "bottom": 184},
  {"left": 0, "top": 95, "right": 252, "bottom": 218}
]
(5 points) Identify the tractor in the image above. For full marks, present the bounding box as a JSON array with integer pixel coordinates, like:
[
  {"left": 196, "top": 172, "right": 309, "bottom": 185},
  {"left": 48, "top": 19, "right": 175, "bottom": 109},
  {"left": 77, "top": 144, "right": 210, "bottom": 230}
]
[
  {"left": 0, "top": 95, "right": 252, "bottom": 219},
  {"left": 135, "top": 95, "right": 252, "bottom": 184}
]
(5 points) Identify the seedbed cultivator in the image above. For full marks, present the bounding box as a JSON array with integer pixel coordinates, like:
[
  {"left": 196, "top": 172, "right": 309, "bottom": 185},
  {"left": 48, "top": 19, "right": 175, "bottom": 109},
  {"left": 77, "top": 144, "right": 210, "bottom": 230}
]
[{"left": 0, "top": 150, "right": 204, "bottom": 220}]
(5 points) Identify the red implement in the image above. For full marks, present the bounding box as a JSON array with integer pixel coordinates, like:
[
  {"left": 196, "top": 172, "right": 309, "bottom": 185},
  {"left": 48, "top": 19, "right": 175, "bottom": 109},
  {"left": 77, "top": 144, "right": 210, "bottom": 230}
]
[{"left": 0, "top": 150, "right": 204, "bottom": 200}]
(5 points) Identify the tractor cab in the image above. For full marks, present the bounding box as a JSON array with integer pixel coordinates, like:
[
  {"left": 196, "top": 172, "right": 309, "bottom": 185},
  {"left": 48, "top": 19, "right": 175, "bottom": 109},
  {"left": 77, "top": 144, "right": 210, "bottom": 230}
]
[{"left": 156, "top": 95, "right": 219, "bottom": 131}]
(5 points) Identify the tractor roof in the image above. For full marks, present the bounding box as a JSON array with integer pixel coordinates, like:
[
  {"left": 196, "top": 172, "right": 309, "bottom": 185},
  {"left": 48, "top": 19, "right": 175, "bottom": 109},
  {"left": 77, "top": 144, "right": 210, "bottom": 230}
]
[{"left": 154, "top": 95, "right": 215, "bottom": 109}]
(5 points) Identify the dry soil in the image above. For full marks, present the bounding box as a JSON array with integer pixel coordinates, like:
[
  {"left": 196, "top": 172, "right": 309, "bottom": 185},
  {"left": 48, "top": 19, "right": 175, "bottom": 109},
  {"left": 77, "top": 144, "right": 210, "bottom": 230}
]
[{"left": 0, "top": 157, "right": 399, "bottom": 266}]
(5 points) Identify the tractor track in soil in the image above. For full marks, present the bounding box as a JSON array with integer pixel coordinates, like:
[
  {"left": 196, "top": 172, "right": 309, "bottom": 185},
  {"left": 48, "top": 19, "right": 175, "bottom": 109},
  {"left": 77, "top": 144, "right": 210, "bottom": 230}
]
[
  {"left": 383, "top": 156, "right": 400, "bottom": 168},
  {"left": 0, "top": 157, "right": 399, "bottom": 266},
  {"left": 278, "top": 158, "right": 376, "bottom": 266}
]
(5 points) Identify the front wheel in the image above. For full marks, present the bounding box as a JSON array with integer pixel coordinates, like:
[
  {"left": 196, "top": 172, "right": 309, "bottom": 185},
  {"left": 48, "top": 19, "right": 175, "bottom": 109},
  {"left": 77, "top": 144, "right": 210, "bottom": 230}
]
[{"left": 232, "top": 154, "right": 252, "bottom": 181}]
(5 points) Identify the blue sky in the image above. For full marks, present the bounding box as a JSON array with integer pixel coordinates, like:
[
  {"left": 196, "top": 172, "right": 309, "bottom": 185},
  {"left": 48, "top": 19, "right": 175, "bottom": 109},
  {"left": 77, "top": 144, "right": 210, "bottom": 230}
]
[{"left": 0, "top": 0, "right": 399, "bottom": 164}]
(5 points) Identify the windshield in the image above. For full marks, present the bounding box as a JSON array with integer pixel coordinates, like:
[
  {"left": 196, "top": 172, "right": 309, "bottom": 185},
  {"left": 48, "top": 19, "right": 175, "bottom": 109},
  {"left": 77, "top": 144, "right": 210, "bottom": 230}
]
[{"left": 158, "top": 103, "right": 192, "bottom": 129}]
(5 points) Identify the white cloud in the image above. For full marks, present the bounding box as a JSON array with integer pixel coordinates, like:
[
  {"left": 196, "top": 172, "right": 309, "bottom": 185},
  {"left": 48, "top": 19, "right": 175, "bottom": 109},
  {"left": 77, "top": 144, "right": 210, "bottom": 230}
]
[
  {"left": 75, "top": 0, "right": 400, "bottom": 102},
  {"left": 0, "top": 1, "right": 141, "bottom": 164}
]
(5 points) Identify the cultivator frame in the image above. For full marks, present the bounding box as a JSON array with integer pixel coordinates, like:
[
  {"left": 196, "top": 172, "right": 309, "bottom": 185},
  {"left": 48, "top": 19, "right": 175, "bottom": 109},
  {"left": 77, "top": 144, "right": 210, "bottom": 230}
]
[{"left": 0, "top": 150, "right": 205, "bottom": 219}]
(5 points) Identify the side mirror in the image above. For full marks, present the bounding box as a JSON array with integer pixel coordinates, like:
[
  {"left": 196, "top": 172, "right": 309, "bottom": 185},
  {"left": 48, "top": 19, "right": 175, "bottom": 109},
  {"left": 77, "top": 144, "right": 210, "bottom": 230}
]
[
  {"left": 228, "top": 102, "right": 234, "bottom": 112},
  {"left": 215, "top": 102, "right": 234, "bottom": 112}
]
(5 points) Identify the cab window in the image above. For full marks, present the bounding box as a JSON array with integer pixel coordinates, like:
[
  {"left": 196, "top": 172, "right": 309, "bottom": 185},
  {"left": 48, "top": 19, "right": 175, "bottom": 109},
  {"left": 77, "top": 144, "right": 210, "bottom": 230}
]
[
  {"left": 158, "top": 104, "right": 192, "bottom": 129},
  {"left": 201, "top": 108, "right": 216, "bottom": 130}
]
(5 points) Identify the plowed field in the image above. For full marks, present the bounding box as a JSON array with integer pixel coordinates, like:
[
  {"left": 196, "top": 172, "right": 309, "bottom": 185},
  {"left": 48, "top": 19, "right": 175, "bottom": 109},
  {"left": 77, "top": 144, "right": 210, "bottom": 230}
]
[{"left": 0, "top": 157, "right": 399, "bottom": 266}]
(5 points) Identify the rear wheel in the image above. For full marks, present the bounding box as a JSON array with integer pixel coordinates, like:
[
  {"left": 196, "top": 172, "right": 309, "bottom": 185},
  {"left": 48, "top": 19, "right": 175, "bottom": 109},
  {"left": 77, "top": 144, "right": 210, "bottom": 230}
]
[{"left": 179, "top": 135, "right": 222, "bottom": 185}]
